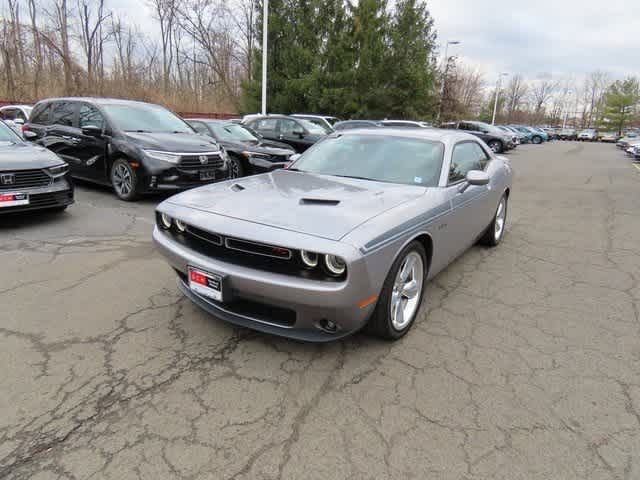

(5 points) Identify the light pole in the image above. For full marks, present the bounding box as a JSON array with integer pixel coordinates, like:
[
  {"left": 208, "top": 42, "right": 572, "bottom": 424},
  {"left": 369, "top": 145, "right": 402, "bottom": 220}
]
[
  {"left": 491, "top": 73, "right": 508, "bottom": 125},
  {"left": 260, "top": 0, "right": 268, "bottom": 115},
  {"left": 562, "top": 90, "right": 573, "bottom": 129},
  {"left": 438, "top": 40, "right": 460, "bottom": 121}
]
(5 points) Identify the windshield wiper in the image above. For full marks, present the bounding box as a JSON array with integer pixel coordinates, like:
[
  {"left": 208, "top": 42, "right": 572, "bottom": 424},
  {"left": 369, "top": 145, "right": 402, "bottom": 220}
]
[
  {"left": 331, "top": 174, "right": 372, "bottom": 181},
  {"left": 124, "top": 129, "right": 152, "bottom": 133}
]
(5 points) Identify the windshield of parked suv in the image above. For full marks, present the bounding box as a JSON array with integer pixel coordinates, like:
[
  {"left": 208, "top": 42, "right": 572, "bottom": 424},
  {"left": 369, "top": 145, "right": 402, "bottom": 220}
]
[
  {"left": 297, "top": 119, "right": 327, "bottom": 135},
  {"left": 300, "top": 118, "right": 333, "bottom": 133},
  {"left": 210, "top": 123, "right": 258, "bottom": 142},
  {"left": 291, "top": 134, "right": 444, "bottom": 187},
  {"left": 102, "top": 103, "right": 193, "bottom": 134},
  {"left": 0, "top": 120, "right": 23, "bottom": 144}
]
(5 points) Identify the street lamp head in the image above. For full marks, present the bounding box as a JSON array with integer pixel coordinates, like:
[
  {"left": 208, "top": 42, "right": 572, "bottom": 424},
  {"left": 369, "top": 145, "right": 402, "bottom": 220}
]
[{"left": 448, "top": 40, "right": 461, "bottom": 45}]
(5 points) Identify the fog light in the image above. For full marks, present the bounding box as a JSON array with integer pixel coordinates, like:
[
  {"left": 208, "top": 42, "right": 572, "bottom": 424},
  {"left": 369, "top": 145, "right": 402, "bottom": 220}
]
[
  {"left": 160, "top": 212, "right": 173, "bottom": 229},
  {"left": 318, "top": 318, "right": 338, "bottom": 333}
]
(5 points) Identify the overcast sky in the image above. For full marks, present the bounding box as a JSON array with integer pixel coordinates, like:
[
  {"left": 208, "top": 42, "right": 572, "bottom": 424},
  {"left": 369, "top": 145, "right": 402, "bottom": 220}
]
[
  {"left": 429, "top": 0, "right": 640, "bottom": 82},
  {"left": 110, "top": 0, "right": 640, "bottom": 82}
]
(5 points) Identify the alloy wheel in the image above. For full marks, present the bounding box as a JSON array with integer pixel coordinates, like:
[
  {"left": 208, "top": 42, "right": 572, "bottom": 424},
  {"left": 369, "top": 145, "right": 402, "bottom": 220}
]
[
  {"left": 113, "top": 163, "right": 133, "bottom": 197},
  {"left": 494, "top": 197, "right": 506, "bottom": 241},
  {"left": 390, "top": 251, "right": 424, "bottom": 330}
]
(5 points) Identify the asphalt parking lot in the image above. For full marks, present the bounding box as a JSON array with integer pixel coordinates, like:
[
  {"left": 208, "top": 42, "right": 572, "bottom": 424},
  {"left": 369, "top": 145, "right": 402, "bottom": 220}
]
[{"left": 1, "top": 141, "right": 639, "bottom": 479}]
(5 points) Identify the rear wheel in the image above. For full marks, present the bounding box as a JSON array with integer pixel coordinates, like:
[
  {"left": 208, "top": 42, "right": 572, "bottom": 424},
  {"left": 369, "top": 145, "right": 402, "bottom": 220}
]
[
  {"left": 532, "top": 135, "right": 542, "bottom": 144},
  {"left": 367, "top": 241, "right": 427, "bottom": 340},
  {"left": 488, "top": 140, "right": 503, "bottom": 154},
  {"left": 111, "top": 159, "right": 139, "bottom": 201}
]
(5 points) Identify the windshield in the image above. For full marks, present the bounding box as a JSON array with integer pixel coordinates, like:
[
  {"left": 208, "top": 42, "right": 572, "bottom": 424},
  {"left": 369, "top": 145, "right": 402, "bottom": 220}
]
[
  {"left": 0, "top": 121, "right": 23, "bottom": 144},
  {"left": 298, "top": 119, "right": 327, "bottom": 135},
  {"left": 301, "top": 118, "right": 333, "bottom": 134},
  {"left": 103, "top": 103, "right": 193, "bottom": 133},
  {"left": 291, "top": 134, "right": 444, "bottom": 187},
  {"left": 210, "top": 123, "right": 258, "bottom": 142}
]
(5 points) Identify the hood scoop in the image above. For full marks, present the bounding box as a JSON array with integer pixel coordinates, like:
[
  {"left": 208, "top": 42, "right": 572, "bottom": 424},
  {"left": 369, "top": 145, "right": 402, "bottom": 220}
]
[
  {"left": 299, "top": 198, "right": 341, "bottom": 206},
  {"left": 230, "top": 183, "right": 246, "bottom": 192}
]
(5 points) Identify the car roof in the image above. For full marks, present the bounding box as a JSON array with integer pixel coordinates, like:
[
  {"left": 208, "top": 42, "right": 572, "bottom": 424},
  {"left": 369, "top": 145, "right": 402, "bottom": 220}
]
[
  {"left": 0, "top": 104, "right": 32, "bottom": 109},
  {"left": 184, "top": 118, "right": 232, "bottom": 124},
  {"left": 331, "top": 127, "right": 481, "bottom": 145},
  {"left": 34, "top": 97, "right": 165, "bottom": 107},
  {"left": 292, "top": 114, "right": 337, "bottom": 119}
]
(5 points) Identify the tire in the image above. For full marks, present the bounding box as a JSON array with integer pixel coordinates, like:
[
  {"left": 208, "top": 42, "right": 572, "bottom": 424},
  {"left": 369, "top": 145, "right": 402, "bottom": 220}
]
[
  {"left": 366, "top": 241, "right": 427, "bottom": 340},
  {"left": 110, "top": 158, "right": 139, "bottom": 201},
  {"left": 488, "top": 140, "right": 503, "bottom": 154},
  {"left": 228, "top": 154, "right": 245, "bottom": 178},
  {"left": 479, "top": 194, "right": 508, "bottom": 247},
  {"left": 532, "top": 135, "right": 542, "bottom": 144}
]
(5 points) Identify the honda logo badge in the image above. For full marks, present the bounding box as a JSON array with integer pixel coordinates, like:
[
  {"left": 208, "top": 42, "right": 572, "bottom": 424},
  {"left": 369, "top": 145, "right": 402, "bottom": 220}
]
[
  {"left": 199, "top": 155, "right": 209, "bottom": 165},
  {"left": 1, "top": 174, "right": 15, "bottom": 185}
]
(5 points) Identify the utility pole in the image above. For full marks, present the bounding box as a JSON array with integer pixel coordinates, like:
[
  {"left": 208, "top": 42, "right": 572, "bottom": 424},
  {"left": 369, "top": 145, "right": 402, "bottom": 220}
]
[
  {"left": 491, "top": 73, "right": 508, "bottom": 125},
  {"left": 261, "top": 0, "right": 268, "bottom": 115}
]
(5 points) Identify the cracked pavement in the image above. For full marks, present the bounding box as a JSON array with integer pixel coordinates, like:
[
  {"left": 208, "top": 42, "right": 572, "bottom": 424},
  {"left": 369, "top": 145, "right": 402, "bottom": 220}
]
[{"left": 1, "top": 142, "right": 639, "bottom": 479}]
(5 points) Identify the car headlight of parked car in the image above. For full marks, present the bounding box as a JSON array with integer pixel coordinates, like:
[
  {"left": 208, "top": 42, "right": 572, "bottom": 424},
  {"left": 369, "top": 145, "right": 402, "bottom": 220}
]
[
  {"left": 46, "top": 164, "right": 69, "bottom": 178},
  {"left": 144, "top": 149, "right": 181, "bottom": 164},
  {"left": 300, "top": 250, "right": 347, "bottom": 277}
]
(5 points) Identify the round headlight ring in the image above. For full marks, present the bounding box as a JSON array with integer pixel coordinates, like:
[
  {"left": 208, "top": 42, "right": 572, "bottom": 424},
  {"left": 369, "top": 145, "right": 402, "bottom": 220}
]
[
  {"left": 324, "top": 254, "right": 346, "bottom": 276},
  {"left": 300, "top": 250, "right": 319, "bottom": 268},
  {"left": 175, "top": 219, "right": 187, "bottom": 233},
  {"left": 160, "top": 213, "right": 173, "bottom": 230}
]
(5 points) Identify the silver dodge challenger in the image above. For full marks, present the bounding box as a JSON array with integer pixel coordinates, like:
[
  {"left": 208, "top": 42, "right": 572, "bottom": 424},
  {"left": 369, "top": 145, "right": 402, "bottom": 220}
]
[{"left": 153, "top": 129, "right": 513, "bottom": 341}]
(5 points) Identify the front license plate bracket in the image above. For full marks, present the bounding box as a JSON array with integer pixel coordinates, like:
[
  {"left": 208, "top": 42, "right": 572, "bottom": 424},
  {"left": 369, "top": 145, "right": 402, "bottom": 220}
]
[{"left": 187, "top": 266, "right": 231, "bottom": 303}]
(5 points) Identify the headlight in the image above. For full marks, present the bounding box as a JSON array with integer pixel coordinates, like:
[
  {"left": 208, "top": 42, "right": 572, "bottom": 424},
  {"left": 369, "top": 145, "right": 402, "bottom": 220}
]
[
  {"left": 300, "top": 250, "right": 319, "bottom": 268},
  {"left": 175, "top": 219, "right": 187, "bottom": 232},
  {"left": 159, "top": 212, "right": 173, "bottom": 229},
  {"left": 46, "top": 164, "right": 69, "bottom": 177},
  {"left": 144, "top": 150, "right": 181, "bottom": 164},
  {"left": 324, "top": 255, "right": 346, "bottom": 276}
]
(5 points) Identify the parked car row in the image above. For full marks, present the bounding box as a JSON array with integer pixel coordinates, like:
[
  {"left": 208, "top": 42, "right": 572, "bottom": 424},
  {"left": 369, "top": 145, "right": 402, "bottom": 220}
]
[{"left": 616, "top": 131, "right": 640, "bottom": 160}]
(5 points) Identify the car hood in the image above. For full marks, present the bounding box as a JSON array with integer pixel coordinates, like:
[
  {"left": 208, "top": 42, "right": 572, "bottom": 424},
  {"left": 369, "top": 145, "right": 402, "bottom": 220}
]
[
  {"left": 124, "top": 132, "right": 220, "bottom": 152},
  {"left": 166, "top": 169, "right": 426, "bottom": 240},
  {"left": 218, "top": 139, "right": 293, "bottom": 156},
  {"left": 0, "top": 142, "right": 64, "bottom": 169}
]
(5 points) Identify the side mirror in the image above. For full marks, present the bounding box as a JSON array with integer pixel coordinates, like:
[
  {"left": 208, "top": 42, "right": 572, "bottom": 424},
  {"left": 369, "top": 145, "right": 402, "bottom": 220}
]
[
  {"left": 288, "top": 153, "right": 301, "bottom": 162},
  {"left": 293, "top": 129, "right": 305, "bottom": 138},
  {"left": 466, "top": 170, "right": 490, "bottom": 186},
  {"left": 23, "top": 130, "right": 38, "bottom": 140},
  {"left": 13, "top": 118, "right": 25, "bottom": 125},
  {"left": 81, "top": 125, "right": 102, "bottom": 137}
]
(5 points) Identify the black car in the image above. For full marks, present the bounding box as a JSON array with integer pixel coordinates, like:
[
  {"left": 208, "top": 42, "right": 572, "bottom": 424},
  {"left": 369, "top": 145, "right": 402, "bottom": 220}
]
[
  {"left": 24, "top": 98, "right": 230, "bottom": 201},
  {"left": 333, "top": 120, "right": 383, "bottom": 131},
  {"left": 0, "top": 120, "right": 73, "bottom": 214},
  {"left": 243, "top": 115, "right": 327, "bottom": 153},
  {"left": 441, "top": 121, "right": 515, "bottom": 153},
  {"left": 185, "top": 119, "right": 294, "bottom": 178}
]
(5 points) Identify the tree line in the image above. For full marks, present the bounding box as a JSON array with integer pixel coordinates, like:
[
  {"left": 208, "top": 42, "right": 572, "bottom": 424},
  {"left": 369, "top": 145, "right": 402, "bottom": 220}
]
[{"left": 0, "top": 0, "right": 638, "bottom": 131}]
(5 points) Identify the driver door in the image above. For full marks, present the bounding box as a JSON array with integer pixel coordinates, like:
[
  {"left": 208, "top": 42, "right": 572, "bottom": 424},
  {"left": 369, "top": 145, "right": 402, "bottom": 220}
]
[
  {"left": 76, "top": 103, "right": 109, "bottom": 183},
  {"left": 443, "top": 141, "right": 492, "bottom": 256}
]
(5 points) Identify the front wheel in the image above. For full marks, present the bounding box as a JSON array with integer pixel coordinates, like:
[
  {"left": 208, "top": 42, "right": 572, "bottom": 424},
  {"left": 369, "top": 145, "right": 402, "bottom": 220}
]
[
  {"left": 111, "top": 159, "right": 139, "bottom": 201},
  {"left": 480, "top": 194, "right": 508, "bottom": 246},
  {"left": 488, "top": 140, "right": 503, "bottom": 154},
  {"left": 532, "top": 135, "right": 542, "bottom": 144},
  {"left": 227, "top": 155, "right": 245, "bottom": 178},
  {"left": 366, "top": 241, "right": 427, "bottom": 340}
]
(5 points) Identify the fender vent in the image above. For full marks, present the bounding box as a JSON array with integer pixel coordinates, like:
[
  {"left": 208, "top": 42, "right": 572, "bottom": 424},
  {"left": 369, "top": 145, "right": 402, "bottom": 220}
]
[{"left": 299, "top": 198, "right": 340, "bottom": 206}]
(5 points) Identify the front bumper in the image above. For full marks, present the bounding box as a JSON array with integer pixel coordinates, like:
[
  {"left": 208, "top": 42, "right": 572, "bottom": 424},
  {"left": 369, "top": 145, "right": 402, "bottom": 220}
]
[
  {"left": 153, "top": 226, "right": 377, "bottom": 342},
  {"left": 0, "top": 179, "right": 74, "bottom": 214},
  {"left": 140, "top": 165, "right": 230, "bottom": 192}
]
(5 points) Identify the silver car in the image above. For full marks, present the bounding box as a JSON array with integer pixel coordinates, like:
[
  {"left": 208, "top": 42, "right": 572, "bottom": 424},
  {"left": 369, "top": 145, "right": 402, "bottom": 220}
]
[{"left": 153, "top": 129, "right": 513, "bottom": 341}]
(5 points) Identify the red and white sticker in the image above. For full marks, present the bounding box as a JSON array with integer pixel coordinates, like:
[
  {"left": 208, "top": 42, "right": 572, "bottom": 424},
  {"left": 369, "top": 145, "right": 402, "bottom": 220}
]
[
  {"left": 0, "top": 193, "right": 29, "bottom": 208},
  {"left": 188, "top": 267, "right": 224, "bottom": 302}
]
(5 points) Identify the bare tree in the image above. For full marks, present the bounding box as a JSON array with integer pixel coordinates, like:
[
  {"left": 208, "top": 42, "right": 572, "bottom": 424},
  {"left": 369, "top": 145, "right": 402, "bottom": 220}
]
[
  {"left": 78, "top": 0, "right": 112, "bottom": 93},
  {"left": 504, "top": 74, "right": 528, "bottom": 122},
  {"left": 530, "top": 77, "right": 558, "bottom": 122},
  {"left": 149, "top": 0, "right": 178, "bottom": 97}
]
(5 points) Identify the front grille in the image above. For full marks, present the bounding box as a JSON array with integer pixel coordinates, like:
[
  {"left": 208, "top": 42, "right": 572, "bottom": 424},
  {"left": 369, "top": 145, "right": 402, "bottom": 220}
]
[
  {"left": 179, "top": 153, "right": 224, "bottom": 170},
  {"left": 0, "top": 169, "right": 51, "bottom": 191}
]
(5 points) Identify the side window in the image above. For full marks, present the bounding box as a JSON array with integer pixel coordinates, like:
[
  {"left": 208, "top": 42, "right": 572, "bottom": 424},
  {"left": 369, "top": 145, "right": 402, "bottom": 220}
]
[
  {"left": 449, "top": 142, "right": 483, "bottom": 184},
  {"left": 79, "top": 104, "right": 105, "bottom": 129},
  {"left": 279, "top": 119, "right": 301, "bottom": 135},
  {"left": 253, "top": 118, "right": 277, "bottom": 132},
  {"left": 471, "top": 142, "right": 490, "bottom": 170},
  {"left": 30, "top": 104, "right": 52, "bottom": 124},
  {"left": 1, "top": 108, "right": 18, "bottom": 121},
  {"left": 50, "top": 102, "right": 77, "bottom": 127},
  {"left": 189, "top": 121, "right": 210, "bottom": 135}
]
